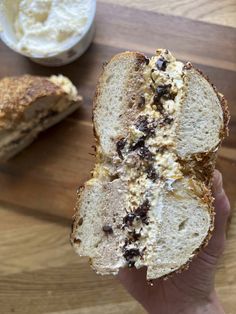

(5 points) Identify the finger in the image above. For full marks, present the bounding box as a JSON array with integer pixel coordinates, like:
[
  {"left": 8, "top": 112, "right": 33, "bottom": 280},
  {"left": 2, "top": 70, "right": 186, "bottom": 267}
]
[
  {"left": 118, "top": 266, "right": 147, "bottom": 287},
  {"left": 204, "top": 170, "right": 230, "bottom": 258},
  {"left": 212, "top": 170, "right": 231, "bottom": 236},
  {"left": 118, "top": 267, "right": 150, "bottom": 299}
]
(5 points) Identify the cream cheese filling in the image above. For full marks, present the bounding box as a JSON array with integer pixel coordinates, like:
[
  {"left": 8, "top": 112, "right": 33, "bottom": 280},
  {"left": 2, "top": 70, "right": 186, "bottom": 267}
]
[{"left": 112, "top": 49, "right": 187, "bottom": 267}]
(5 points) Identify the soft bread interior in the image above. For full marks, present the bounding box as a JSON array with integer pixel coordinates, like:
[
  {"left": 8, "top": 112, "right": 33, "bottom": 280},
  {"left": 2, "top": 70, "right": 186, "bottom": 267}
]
[
  {"left": 139, "top": 178, "right": 212, "bottom": 279},
  {"left": 177, "top": 68, "right": 223, "bottom": 157},
  {"left": 74, "top": 177, "right": 211, "bottom": 279},
  {"left": 93, "top": 52, "right": 146, "bottom": 157},
  {"left": 72, "top": 49, "right": 224, "bottom": 280},
  {"left": 74, "top": 178, "right": 128, "bottom": 274}
]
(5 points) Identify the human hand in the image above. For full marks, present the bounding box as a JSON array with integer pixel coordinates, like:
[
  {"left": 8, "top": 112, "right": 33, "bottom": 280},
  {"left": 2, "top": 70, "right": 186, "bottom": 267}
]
[{"left": 118, "top": 170, "right": 230, "bottom": 314}]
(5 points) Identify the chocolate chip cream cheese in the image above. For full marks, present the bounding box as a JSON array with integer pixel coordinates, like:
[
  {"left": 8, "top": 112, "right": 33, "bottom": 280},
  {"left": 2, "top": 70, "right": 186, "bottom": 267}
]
[
  {"left": 11, "top": 0, "right": 93, "bottom": 56},
  {"left": 110, "top": 49, "right": 188, "bottom": 267}
]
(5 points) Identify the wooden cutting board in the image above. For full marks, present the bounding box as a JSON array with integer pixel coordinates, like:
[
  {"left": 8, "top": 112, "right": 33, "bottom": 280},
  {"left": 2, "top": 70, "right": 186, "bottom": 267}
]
[{"left": 0, "top": 1, "right": 235, "bottom": 313}]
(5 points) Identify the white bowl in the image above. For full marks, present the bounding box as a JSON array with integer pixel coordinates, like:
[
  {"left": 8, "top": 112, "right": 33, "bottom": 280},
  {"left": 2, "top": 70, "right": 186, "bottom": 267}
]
[{"left": 0, "top": 0, "right": 96, "bottom": 66}]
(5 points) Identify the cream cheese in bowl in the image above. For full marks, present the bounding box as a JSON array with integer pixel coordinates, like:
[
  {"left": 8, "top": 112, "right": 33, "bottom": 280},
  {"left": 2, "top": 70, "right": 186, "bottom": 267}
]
[{"left": 0, "top": 0, "right": 96, "bottom": 66}]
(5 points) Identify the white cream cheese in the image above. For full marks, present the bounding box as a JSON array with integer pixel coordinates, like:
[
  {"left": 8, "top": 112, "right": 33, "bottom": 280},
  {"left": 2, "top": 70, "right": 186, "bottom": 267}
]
[
  {"left": 48, "top": 75, "right": 79, "bottom": 103},
  {"left": 7, "top": 0, "right": 93, "bottom": 56}
]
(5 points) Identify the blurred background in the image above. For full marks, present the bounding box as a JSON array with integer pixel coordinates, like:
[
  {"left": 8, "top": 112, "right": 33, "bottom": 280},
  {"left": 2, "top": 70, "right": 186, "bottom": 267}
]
[{"left": 0, "top": 0, "right": 235, "bottom": 313}]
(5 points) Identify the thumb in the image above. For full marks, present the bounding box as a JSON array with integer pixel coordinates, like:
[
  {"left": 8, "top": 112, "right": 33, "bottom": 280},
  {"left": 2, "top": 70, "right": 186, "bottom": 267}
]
[{"left": 203, "top": 170, "right": 230, "bottom": 258}]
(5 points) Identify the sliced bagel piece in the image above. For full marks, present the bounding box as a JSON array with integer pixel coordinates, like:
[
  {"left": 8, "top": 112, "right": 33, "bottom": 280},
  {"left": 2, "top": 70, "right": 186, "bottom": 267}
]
[
  {"left": 71, "top": 49, "right": 229, "bottom": 280},
  {"left": 0, "top": 74, "right": 82, "bottom": 161}
]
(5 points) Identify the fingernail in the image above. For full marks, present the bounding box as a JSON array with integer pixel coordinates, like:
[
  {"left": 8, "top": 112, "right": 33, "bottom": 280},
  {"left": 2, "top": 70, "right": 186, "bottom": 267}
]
[{"left": 213, "top": 170, "right": 223, "bottom": 194}]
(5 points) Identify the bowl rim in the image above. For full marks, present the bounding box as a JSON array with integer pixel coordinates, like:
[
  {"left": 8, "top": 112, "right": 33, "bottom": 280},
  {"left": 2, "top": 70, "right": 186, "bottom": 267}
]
[{"left": 0, "top": 0, "right": 96, "bottom": 59}]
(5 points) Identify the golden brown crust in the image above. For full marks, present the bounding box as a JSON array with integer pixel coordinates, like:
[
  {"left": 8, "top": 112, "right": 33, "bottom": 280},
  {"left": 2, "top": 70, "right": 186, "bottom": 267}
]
[
  {"left": 0, "top": 75, "right": 66, "bottom": 129},
  {"left": 178, "top": 152, "right": 217, "bottom": 187},
  {"left": 70, "top": 185, "right": 85, "bottom": 246},
  {"left": 216, "top": 93, "right": 230, "bottom": 139}
]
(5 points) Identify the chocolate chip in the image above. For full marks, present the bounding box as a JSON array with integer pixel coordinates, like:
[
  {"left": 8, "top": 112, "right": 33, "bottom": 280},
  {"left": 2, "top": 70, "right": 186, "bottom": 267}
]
[
  {"left": 161, "top": 116, "right": 174, "bottom": 126},
  {"left": 78, "top": 217, "right": 83, "bottom": 226},
  {"left": 135, "top": 116, "right": 157, "bottom": 137},
  {"left": 156, "top": 84, "right": 172, "bottom": 100},
  {"left": 156, "top": 57, "right": 168, "bottom": 71},
  {"left": 123, "top": 238, "right": 129, "bottom": 247},
  {"left": 116, "top": 138, "right": 126, "bottom": 159},
  {"left": 130, "top": 137, "right": 145, "bottom": 151},
  {"left": 134, "top": 199, "right": 150, "bottom": 215},
  {"left": 135, "top": 116, "right": 148, "bottom": 132},
  {"left": 134, "top": 200, "right": 150, "bottom": 224},
  {"left": 146, "top": 166, "right": 158, "bottom": 181},
  {"left": 123, "top": 248, "right": 140, "bottom": 261},
  {"left": 102, "top": 225, "right": 113, "bottom": 234},
  {"left": 137, "top": 95, "right": 146, "bottom": 108},
  {"left": 137, "top": 146, "right": 153, "bottom": 160},
  {"left": 156, "top": 84, "right": 172, "bottom": 95},
  {"left": 123, "top": 201, "right": 150, "bottom": 228},
  {"left": 73, "top": 238, "right": 81, "bottom": 244},
  {"left": 153, "top": 95, "right": 164, "bottom": 113},
  {"left": 123, "top": 213, "right": 136, "bottom": 226}
]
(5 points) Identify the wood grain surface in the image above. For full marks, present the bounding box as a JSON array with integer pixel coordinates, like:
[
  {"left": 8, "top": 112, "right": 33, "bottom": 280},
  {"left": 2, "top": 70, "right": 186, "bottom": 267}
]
[
  {"left": 104, "top": 0, "right": 236, "bottom": 27},
  {"left": 0, "top": 1, "right": 235, "bottom": 313}
]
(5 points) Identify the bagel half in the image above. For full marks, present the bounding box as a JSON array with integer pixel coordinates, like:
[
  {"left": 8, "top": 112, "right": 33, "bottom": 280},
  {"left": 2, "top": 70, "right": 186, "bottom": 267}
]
[{"left": 71, "top": 49, "right": 229, "bottom": 280}]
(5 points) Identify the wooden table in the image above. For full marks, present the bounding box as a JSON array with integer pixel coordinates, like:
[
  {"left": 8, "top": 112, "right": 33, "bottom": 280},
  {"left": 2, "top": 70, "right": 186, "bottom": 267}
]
[{"left": 0, "top": 1, "right": 235, "bottom": 313}]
